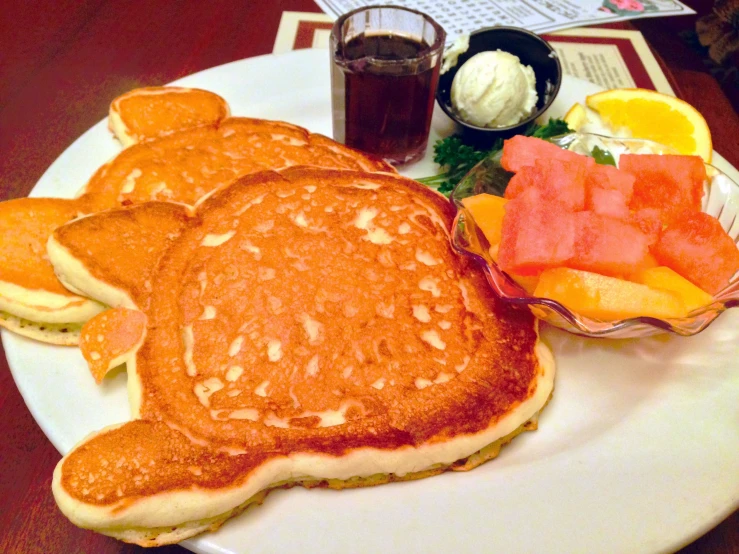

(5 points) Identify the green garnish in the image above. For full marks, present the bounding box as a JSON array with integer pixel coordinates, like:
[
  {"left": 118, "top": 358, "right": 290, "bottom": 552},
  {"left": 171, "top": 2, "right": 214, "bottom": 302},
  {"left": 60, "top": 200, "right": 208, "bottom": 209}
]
[
  {"left": 418, "top": 137, "right": 492, "bottom": 194},
  {"left": 592, "top": 145, "right": 617, "bottom": 166},
  {"left": 417, "top": 118, "right": 572, "bottom": 196},
  {"left": 530, "top": 118, "right": 571, "bottom": 140}
]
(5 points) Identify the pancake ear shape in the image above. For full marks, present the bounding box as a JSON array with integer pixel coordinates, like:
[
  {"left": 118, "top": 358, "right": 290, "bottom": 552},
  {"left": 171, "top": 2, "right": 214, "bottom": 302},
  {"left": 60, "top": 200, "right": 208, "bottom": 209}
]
[
  {"left": 80, "top": 308, "right": 147, "bottom": 384},
  {"left": 108, "top": 86, "right": 231, "bottom": 147},
  {"left": 48, "top": 201, "right": 194, "bottom": 311}
]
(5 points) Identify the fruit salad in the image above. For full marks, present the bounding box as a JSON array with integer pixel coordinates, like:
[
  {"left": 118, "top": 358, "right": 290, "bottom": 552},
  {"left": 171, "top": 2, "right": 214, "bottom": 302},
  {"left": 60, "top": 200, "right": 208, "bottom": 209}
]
[{"left": 460, "top": 135, "right": 739, "bottom": 323}]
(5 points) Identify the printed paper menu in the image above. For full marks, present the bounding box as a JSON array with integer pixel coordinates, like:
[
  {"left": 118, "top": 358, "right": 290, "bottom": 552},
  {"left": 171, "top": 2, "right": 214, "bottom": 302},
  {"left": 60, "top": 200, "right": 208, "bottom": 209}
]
[
  {"left": 274, "top": 15, "right": 675, "bottom": 94},
  {"left": 313, "top": 0, "right": 694, "bottom": 43}
]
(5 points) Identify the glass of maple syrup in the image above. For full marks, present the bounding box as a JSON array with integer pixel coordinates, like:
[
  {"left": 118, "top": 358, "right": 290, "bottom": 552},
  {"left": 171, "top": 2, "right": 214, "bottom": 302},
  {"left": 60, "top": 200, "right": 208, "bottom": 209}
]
[{"left": 330, "top": 6, "right": 446, "bottom": 166}]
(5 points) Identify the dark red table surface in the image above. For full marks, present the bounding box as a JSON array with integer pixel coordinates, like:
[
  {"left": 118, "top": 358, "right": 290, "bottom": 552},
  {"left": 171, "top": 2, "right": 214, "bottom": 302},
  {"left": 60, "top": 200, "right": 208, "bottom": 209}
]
[{"left": 0, "top": 1, "right": 737, "bottom": 553}]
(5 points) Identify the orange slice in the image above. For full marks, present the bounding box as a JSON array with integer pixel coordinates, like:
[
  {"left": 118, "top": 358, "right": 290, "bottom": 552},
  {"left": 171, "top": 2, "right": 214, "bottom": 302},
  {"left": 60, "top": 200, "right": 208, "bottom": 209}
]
[
  {"left": 563, "top": 103, "right": 587, "bottom": 132},
  {"left": 585, "top": 89, "right": 712, "bottom": 163}
]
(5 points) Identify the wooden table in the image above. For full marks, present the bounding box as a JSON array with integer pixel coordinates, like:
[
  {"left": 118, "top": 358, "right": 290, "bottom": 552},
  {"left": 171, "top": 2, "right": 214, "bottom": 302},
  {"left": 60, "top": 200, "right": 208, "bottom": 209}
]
[{"left": 0, "top": 1, "right": 737, "bottom": 553}]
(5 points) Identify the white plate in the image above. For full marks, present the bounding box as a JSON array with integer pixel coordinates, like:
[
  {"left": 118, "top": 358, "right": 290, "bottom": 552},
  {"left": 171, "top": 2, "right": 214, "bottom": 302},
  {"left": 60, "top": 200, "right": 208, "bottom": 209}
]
[{"left": 5, "top": 48, "right": 739, "bottom": 554}]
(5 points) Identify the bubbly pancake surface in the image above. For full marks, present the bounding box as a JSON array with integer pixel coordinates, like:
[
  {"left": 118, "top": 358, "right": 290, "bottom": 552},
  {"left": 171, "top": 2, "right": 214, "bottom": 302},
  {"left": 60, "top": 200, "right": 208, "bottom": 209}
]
[
  {"left": 140, "top": 168, "right": 541, "bottom": 447},
  {"left": 53, "top": 169, "right": 552, "bottom": 545},
  {"left": 109, "top": 87, "right": 230, "bottom": 146},
  {"left": 85, "top": 118, "right": 394, "bottom": 209}
]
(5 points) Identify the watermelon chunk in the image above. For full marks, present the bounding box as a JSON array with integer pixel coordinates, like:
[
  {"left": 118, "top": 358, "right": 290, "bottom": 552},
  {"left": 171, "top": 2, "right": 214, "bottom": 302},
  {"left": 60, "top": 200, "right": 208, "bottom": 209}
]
[
  {"left": 569, "top": 211, "right": 651, "bottom": 278},
  {"left": 498, "top": 188, "right": 576, "bottom": 276},
  {"left": 652, "top": 211, "right": 739, "bottom": 295},
  {"left": 504, "top": 157, "right": 588, "bottom": 211},
  {"left": 587, "top": 163, "right": 635, "bottom": 199},
  {"left": 501, "top": 135, "right": 592, "bottom": 173},
  {"left": 620, "top": 154, "right": 706, "bottom": 223},
  {"left": 587, "top": 187, "right": 630, "bottom": 219},
  {"left": 504, "top": 165, "right": 536, "bottom": 200},
  {"left": 630, "top": 208, "right": 663, "bottom": 245},
  {"left": 584, "top": 164, "right": 634, "bottom": 218}
]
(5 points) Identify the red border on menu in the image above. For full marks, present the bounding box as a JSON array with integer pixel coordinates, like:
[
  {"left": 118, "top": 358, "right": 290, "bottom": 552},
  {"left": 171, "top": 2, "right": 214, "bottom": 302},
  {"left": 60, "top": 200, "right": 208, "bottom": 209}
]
[
  {"left": 542, "top": 35, "right": 655, "bottom": 90},
  {"left": 295, "top": 21, "right": 333, "bottom": 50}
]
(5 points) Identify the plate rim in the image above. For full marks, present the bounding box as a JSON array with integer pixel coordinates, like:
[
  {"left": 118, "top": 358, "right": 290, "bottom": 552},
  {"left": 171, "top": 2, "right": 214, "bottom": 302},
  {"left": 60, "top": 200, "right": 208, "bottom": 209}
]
[{"left": 3, "top": 47, "right": 738, "bottom": 554}]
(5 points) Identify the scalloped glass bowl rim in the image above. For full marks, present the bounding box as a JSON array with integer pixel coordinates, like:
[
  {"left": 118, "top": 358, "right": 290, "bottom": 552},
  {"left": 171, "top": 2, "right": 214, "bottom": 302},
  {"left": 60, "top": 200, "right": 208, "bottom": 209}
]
[{"left": 449, "top": 132, "right": 739, "bottom": 338}]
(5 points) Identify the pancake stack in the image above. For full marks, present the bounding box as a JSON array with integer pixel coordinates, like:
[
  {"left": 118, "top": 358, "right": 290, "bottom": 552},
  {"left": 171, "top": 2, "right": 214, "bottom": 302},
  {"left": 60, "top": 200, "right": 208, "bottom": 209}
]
[
  {"left": 4, "top": 87, "right": 555, "bottom": 545},
  {"left": 0, "top": 87, "right": 392, "bottom": 343}
]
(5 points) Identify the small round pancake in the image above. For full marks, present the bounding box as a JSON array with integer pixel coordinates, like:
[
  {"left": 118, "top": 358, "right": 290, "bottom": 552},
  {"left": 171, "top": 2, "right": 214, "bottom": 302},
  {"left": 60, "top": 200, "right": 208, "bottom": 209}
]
[
  {"left": 52, "top": 168, "right": 554, "bottom": 545},
  {"left": 0, "top": 196, "right": 104, "bottom": 343},
  {"left": 108, "top": 86, "right": 230, "bottom": 147},
  {"left": 0, "top": 197, "right": 88, "bottom": 296}
]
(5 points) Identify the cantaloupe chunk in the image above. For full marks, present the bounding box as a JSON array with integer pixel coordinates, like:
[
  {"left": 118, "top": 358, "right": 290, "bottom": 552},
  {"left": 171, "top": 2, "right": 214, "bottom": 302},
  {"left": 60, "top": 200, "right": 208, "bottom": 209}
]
[
  {"left": 461, "top": 194, "right": 507, "bottom": 247},
  {"left": 534, "top": 267, "right": 687, "bottom": 320},
  {"left": 636, "top": 266, "right": 714, "bottom": 313},
  {"left": 512, "top": 274, "right": 540, "bottom": 294},
  {"left": 462, "top": 196, "right": 539, "bottom": 294}
]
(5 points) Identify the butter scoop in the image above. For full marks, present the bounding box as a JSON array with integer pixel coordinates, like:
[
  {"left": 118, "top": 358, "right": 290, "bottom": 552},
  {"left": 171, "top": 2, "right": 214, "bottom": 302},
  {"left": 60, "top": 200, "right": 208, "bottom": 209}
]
[{"left": 450, "top": 50, "right": 538, "bottom": 128}]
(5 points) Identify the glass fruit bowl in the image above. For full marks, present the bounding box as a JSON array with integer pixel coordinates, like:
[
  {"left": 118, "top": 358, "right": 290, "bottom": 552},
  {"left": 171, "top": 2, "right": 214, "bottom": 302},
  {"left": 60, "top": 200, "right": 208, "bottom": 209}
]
[{"left": 450, "top": 132, "right": 739, "bottom": 338}]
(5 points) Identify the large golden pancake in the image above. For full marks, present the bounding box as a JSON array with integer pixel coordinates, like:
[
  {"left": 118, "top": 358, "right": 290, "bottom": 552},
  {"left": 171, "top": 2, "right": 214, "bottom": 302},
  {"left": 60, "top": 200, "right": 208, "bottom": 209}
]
[
  {"left": 108, "top": 86, "right": 230, "bottom": 147},
  {"left": 1, "top": 87, "right": 392, "bottom": 345},
  {"left": 49, "top": 167, "right": 554, "bottom": 545}
]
